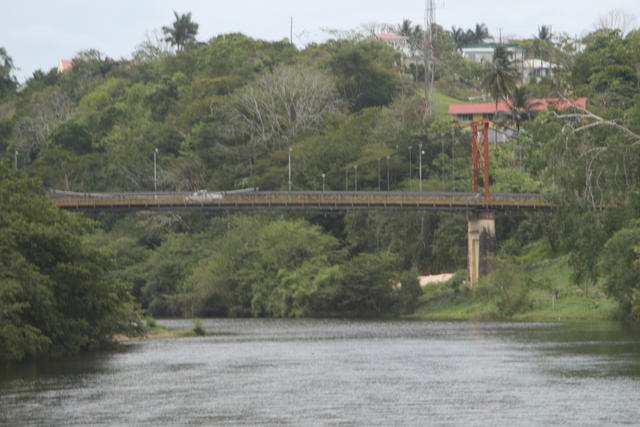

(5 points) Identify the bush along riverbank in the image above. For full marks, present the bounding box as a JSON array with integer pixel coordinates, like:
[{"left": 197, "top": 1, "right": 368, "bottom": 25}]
[{"left": 412, "top": 242, "right": 623, "bottom": 322}]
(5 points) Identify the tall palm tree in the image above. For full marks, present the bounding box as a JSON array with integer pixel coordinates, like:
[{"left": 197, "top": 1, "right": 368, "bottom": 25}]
[
  {"left": 473, "top": 23, "right": 491, "bottom": 44},
  {"left": 451, "top": 26, "right": 469, "bottom": 51},
  {"left": 531, "top": 25, "right": 553, "bottom": 78},
  {"left": 507, "top": 86, "right": 542, "bottom": 134},
  {"left": 482, "top": 45, "right": 519, "bottom": 118},
  {"left": 162, "top": 11, "right": 199, "bottom": 51}
]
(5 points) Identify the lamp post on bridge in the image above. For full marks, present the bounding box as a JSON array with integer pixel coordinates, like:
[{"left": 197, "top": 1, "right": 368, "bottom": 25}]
[
  {"left": 288, "top": 148, "right": 293, "bottom": 192},
  {"left": 354, "top": 165, "right": 358, "bottom": 192},
  {"left": 322, "top": 173, "right": 326, "bottom": 192},
  {"left": 408, "top": 146, "right": 412, "bottom": 190},
  {"left": 386, "top": 155, "right": 390, "bottom": 191},
  {"left": 419, "top": 143, "right": 423, "bottom": 192},
  {"left": 377, "top": 158, "right": 381, "bottom": 191},
  {"left": 153, "top": 147, "right": 158, "bottom": 193}
]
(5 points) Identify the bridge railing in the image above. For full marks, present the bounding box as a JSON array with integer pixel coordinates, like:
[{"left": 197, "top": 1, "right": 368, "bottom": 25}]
[{"left": 49, "top": 190, "right": 551, "bottom": 210}]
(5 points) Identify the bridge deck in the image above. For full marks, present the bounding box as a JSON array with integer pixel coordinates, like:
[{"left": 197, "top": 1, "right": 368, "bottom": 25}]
[{"left": 49, "top": 191, "right": 551, "bottom": 212}]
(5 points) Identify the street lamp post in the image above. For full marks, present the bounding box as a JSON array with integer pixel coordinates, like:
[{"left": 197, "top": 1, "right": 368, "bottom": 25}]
[
  {"left": 377, "top": 158, "right": 381, "bottom": 191},
  {"left": 408, "top": 146, "right": 412, "bottom": 190},
  {"left": 154, "top": 148, "right": 158, "bottom": 193},
  {"left": 354, "top": 165, "right": 358, "bottom": 192},
  {"left": 288, "top": 148, "right": 293, "bottom": 191},
  {"left": 418, "top": 143, "right": 423, "bottom": 192},
  {"left": 386, "top": 155, "right": 390, "bottom": 191},
  {"left": 322, "top": 173, "right": 326, "bottom": 192}
]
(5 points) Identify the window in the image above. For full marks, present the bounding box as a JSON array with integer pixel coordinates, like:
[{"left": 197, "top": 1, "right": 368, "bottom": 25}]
[
  {"left": 482, "top": 113, "right": 494, "bottom": 120},
  {"left": 457, "top": 114, "right": 473, "bottom": 122}
]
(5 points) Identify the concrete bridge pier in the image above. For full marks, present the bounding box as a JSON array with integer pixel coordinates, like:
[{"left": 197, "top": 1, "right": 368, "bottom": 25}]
[{"left": 467, "top": 211, "right": 496, "bottom": 288}]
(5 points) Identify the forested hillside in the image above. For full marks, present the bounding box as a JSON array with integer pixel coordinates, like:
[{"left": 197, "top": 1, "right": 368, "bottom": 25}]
[{"left": 2, "top": 14, "right": 640, "bottom": 362}]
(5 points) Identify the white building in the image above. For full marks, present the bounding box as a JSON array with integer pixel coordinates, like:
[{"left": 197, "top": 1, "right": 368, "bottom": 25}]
[
  {"left": 522, "top": 59, "right": 556, "bottom": 83},
  {"left": 461, "top": 43, "right": 525, "bottom": 64},
  {"left": 374, "top": 34, "right": 411, "bottom": 57}
]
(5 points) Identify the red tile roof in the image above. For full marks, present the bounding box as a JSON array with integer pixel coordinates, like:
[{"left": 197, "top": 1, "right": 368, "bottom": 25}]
[
  {"left": 448, "top": 97, "right": 587, "bottom": 115},
  {"left": 375, "top": 34, "right": 408, "bottom": 41},
  {"left": 57, "top": 59, "right": 74, "bottom": 72}
]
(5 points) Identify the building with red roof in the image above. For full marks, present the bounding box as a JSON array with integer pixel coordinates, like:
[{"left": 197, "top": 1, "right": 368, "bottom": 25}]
[
  {"left": 448, "top": 97, "right": 587, "bottom": 123},
  {"left": 57, "top": 59, "right": 73, "bottom": 73},
  {"left": 374, "top": 34, "right": 411, "bottom": 57}
]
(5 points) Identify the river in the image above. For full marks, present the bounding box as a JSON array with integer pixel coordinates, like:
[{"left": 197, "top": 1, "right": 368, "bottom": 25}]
[{"left": 1, "top": 319, "right": 640, "bottom": 426}]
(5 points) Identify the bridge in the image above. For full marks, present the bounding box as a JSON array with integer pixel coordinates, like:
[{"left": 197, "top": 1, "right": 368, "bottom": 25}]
[
  {"left": 49, "top": 190, "right": 549, "bottom": 212},
  {"left": 49, "top": 189, "right": 550, "bottom": 288}
]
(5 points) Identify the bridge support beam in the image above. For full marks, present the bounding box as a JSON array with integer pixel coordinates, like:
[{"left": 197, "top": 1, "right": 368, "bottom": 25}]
[{"left": 467, "top": 211, "right": 496, "bottom": 289}]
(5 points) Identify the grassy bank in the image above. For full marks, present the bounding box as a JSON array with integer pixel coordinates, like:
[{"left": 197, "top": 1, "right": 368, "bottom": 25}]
[{"left": 412, "top": 247, "right": 622, "bottom": 322}]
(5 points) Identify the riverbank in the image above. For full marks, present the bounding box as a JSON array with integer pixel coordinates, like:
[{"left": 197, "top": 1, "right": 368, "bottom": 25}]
[
  {"left": 411, "top": 252, "right": 623, "bottom": 322},
  {"left": 113, "top": 329, "right": 195, "bottom": 342}
]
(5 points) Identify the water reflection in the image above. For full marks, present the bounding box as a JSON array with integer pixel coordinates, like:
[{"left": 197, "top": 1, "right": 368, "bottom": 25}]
[{"left": 1, "top": 320, "right": 640, "bottom": 426}]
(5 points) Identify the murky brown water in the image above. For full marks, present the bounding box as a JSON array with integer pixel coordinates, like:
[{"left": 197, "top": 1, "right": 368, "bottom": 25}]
[{"left": 1, "top": 319, "right": 640, "bottom": 426}]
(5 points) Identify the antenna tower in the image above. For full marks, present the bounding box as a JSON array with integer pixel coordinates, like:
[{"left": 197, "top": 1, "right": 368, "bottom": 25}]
[{"left": 423, "top": 0, "right": 436, "bottom": 119}]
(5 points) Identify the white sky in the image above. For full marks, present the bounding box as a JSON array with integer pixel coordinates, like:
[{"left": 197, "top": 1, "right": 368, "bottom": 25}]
[{"left": 3, "top": 0, "right": 639, "bottom": 81}]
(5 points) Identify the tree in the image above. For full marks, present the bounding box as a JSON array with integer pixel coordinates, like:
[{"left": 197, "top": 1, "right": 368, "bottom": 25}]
[
  {"left": 0, "top": 164, "right": 140, "bottom": 363},
  {"left": 600, "top": 220, "right": 640, "bottom": 317},
  {"left": 595, "top": 9, "right": 637, "bottom": 36},
  {"left": 473, "top": 23, "right": 491, "bottom": 43},
  {"left": 328, "top": 39, "right": 402, "bottom": 111},
  {"left": 0, "top": 47, "right": 17, "bottom": 99},
  {"left": 482, "top": 45, "right": 519, "bottom": 114},
  {"left": 227, "top": 64, "right": 339, "bottom": 153},
  {"left": 506, "top": 86, "right": 542, "bottom": 134},
  {"left": 162, "top": 11, "right": 199, "bottom": 51},
  {"left": 451, "top": 26, "right": 470, "bottom": 51},
  {"left": 133, "top": 29, "right": 173, "bottom": 62}
]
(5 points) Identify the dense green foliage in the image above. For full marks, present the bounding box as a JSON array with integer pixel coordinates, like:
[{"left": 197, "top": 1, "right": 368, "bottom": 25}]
[
  {"left": 0, "top": 165, "right": 140, "bottom": 364},
  {"left": 2, "top": 12, "right": 640, "bottom": 366}
]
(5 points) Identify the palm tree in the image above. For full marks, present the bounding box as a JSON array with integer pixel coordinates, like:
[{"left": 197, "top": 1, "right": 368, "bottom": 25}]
[
  {"left": 451, "top": 26, "right": 469, "bottom": 51},
  {"left": 482, "top": 45, "right": 519, "bottom": 123},
  {"left": 531, "top": 25, "right": 553, "bottom": 78},
  {"left": 162, "top": 11, "right": 199, "bottom": 51},
  {"left": 473, "top": 23, "right": 491, "bottom": 44},
  {"left": 506, "top": 86, "right": 542, "bottom": 134}
]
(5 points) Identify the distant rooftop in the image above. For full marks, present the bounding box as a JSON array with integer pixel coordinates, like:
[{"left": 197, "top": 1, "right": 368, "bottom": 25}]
[
  {"left": 449, "top": 97, "right": 588, "bottom": 115},
  {"left": 374, "top": 34, "right": 408, "bottom": 41},
  {"left": 57, "top": 59, "right": 73, "bottom": 73},
  {"left": 461, "top": 43, "right": 521, "bottom": 49}
]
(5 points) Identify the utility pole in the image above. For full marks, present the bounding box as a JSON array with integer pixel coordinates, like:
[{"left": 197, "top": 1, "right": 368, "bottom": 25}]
[
  {"left": 423, "top": 0, "right": 436, "bottom": 119},
  {"left": 290, "top": 17, "right": 293, "bottom": 44}
]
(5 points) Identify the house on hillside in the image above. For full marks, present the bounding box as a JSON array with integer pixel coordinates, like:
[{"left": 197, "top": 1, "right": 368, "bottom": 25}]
[
  {"left": 522, "top": 59, "right": 556, "bottom": 83},
  {"left": 374, "top": 34, "right": 411, "bottom": 56},
  {"left": 461, "top": 43, "right": 556, "bottom": 82},
  {"left": 461, "top": 43, "right": 525, "bottom": 64},
  {"left": 448, "top": 97, "right": 588, "bottom": 143},
  {"left": 57, "top": 59, "right": 73, "bottom": 73}
]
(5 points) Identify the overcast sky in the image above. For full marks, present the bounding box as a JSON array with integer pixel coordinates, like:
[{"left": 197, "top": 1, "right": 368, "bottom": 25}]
[{"left": 3, "top": 0, "right": 639, "bottom": 81}]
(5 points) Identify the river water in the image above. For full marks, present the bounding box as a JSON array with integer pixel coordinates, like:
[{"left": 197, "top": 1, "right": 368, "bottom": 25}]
[{"left": 1, "top": 319, "right": 640, "bottom": 426}]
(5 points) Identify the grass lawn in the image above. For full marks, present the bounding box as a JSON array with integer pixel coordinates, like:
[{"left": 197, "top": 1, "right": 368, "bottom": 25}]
[{"left": 411, "top": 241, "right": 623, "bottom": 322}]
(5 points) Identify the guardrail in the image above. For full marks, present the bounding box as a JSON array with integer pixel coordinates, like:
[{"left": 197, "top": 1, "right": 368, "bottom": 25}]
[{"left": 49, "top": 191, "right": 552, "bottom": 211}]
